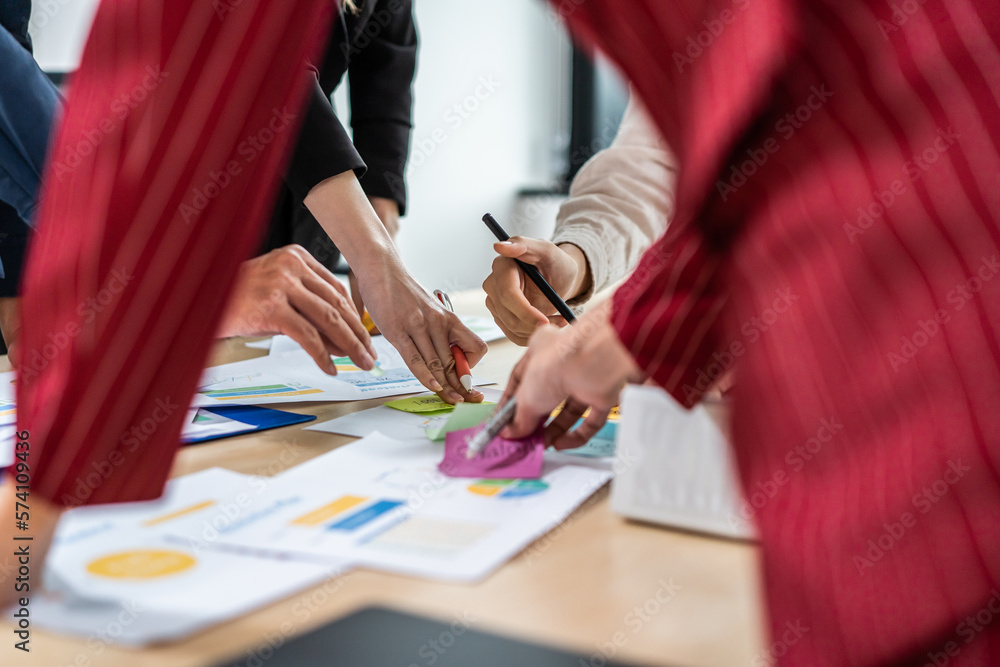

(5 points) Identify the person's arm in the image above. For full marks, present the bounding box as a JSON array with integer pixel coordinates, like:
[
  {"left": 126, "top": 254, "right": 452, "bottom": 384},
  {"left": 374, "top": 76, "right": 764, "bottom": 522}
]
[
  {"left": 483, "top": 98, "right": 677, "bottom": 344},
  {"left": 342, "top": 0, "right": 416, "bottom": 314},
  {"left": 0, "top": 24, "right": 61, "bottom": 225},
  {"left": 304, "top": 171, "right": 487, "bottom": 404},
  {"left": 552, "top": 97, "right": 676, "bottom": 300},
  {"left": 1, "top": 0, "right": 338, "bottom": 607}
]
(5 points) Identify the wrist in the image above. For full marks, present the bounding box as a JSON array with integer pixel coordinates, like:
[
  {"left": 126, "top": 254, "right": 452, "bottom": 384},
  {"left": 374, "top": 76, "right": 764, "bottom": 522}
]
[
  {"left": 557, "top": 243, "right": 593, "bottom": 300},
  {"left": 305, "top": 172, "right": 399, "bottom": 270}
]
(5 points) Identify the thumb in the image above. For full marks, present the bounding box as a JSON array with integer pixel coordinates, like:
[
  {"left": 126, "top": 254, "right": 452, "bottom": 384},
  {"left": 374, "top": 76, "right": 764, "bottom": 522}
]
[{"left": 493, "top": 236, "right": 559, "bottom": 266}]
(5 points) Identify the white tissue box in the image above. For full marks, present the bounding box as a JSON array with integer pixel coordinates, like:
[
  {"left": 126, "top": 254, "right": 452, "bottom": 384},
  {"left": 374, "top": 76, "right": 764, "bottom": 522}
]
[{"left": 611, "top": 385, "right": 757, "bottom": 541}]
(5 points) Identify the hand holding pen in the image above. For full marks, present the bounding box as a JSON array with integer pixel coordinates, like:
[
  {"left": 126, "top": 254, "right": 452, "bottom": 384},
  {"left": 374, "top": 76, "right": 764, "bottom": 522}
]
[{"left": 465, "top": 213, "right": 580, "bottom": 459}]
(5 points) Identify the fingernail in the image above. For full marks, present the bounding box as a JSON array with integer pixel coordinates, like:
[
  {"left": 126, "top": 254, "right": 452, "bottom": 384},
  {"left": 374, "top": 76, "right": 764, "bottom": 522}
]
[
  {"left": 431, "top": 380, "right": 444, "bottom": 391},
  {"left": 449, "top": 391, "right": 464, "bottom": 404}
]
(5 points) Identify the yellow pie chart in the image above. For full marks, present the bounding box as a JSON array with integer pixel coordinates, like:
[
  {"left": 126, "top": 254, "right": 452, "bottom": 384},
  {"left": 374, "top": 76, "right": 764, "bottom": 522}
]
[{"left": 87, "top": 550, "right": 196, "bottom": 580}]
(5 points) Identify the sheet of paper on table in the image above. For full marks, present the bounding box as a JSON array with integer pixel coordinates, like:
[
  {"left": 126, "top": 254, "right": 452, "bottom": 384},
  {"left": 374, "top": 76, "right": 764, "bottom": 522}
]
[
  {"left": 0, "top": 372, "right": 18, "bottom": 469},
  {"left": 263, "top": 334, "right": 495, "bottom": 389},
  {"left": 305, "top": 389, "right": 503, "bottom": 442},
  {"left": 456, "top": 315, "right": 506, "bottom": 343},
  {"left": 27, "top": 468, "right": 349, "bottom": 646},
  {"left": 160, "top": 433, "right": 612, "bottom": 583},
  {"left": 181, "top": 408, "right": 250, "bottom": 441},
  {"left": 194, "top": 336, "right": 432, "bottom": 406},
  {"left": 307, "top": 389, "right": 618, "bottom": 459}
]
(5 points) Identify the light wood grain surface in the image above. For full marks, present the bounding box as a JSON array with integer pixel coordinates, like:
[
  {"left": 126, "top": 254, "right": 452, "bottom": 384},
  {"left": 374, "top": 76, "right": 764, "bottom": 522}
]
[{"left": 4, "top": 291, "right": 766, "bottom": 667}]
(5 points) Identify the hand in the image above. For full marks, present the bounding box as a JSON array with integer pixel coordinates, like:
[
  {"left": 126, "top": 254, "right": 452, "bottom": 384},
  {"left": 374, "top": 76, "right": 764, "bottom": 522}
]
[
  {"left": 218, "top": 245, "right": 377, "bottom": 375},
  {"left": 304, "top": 171, "right": 488, "bottom": 404},
  {"left": 0, "top": 297, "right": 22, "bottom": 367},
  {"left": 359, "top": 268, "right": 488, "bottom": 404},
  {"left": 483, "top": 238, "right": 591, "bottom": 345},
  {"left": 348, "top": 197, "right": 399, "bottom": 321},
  {"left": 502, "top": 304, "right": 644, "bottom": 449},
  {"left": 0, "top": 475, "right": 62, "bottom": 609}
]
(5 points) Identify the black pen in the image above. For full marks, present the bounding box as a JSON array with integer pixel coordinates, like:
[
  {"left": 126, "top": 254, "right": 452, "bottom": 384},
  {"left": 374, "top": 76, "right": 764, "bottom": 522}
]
[{"left": 482, "top": 213, "right": 577, "bottom": 323}]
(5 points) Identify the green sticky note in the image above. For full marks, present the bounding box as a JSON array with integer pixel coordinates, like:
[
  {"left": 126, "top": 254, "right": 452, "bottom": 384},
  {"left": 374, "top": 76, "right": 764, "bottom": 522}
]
[
  {"left": 426, "top": 403, "right": 496, "bottom": 441},
  {"left": 385, "top": 396, "right": 456, "bottom": 414}
]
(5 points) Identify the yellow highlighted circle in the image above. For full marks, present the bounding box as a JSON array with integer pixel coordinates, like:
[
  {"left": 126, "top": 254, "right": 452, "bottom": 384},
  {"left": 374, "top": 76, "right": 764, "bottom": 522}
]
[{"left": 87, "top": 550, "right": 196, "bottom": 579}]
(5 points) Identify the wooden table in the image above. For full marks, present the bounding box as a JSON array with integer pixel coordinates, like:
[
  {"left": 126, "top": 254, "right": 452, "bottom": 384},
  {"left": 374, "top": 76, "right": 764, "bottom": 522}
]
[{"left": 5, "top": 291, "right": 766, "bottom": 667}]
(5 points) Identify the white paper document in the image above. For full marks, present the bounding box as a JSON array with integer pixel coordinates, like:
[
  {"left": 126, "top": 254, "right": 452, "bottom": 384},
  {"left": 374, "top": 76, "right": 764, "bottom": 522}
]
[
  {"left": 30, "top": 469, "right": 349, "bottom": 645},
  {"left": 163, "top": 434, "right": 611, "bottom": 582},
  {"left": 305, "top": 388, "right": 504, "bottom": 441},
  {"left": 195, "top": 336, "right": 427, "bottom": 405},
  {"left": 456, "top": 315, "right": 507, "bottom": 344},
  {"left": 180, "top": 408, "right": 251, "bottom": 441}
]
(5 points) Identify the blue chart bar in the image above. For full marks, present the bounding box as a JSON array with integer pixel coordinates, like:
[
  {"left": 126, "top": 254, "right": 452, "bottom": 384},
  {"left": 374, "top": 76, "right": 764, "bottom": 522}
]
[{"left": 328, "top": 500, "right": 404, "bottom": 532}]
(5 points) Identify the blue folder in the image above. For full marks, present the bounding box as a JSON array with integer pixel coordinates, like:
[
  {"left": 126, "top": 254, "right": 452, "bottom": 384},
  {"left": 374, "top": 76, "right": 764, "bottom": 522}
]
[{"left": 183, "top": 405, "right": 316, "bottom": 445}]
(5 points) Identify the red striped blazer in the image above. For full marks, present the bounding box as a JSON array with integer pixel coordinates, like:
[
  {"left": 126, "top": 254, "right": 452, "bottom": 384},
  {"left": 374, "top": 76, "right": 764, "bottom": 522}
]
[{"left": 559, "top": 0, "right": 1000, "bottom": 663}]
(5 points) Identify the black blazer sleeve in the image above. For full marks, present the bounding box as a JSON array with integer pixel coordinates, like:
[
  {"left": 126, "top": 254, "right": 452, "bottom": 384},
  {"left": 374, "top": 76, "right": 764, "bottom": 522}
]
[
  {"left": 347, "top": 0, "right": 417, "bottom": 214},
  {"left": 283, "top": 71, "right": 367, "bottom": 204}
]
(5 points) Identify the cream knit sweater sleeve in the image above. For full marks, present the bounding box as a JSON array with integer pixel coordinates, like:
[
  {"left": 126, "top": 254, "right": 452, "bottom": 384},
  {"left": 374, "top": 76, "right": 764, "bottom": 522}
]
[{"left": 552, "top": 96, "right": 677, "bottom": 303}]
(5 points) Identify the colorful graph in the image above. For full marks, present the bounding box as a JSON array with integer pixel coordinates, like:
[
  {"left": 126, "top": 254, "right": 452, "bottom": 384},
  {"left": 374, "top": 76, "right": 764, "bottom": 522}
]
[
  {"left": 332, "top": 357, "right": 376, "bottom": 372},
  {"left": 143, "top": 501, "right": 216, "bottom": 527},
  {"left": 201, "top": 383, "right": 323, "bottom": 401},
  {"left": 288, "top": 495, "right": 404, "bottom": 532},
  {"left": 87, "top": 550, "right": 196, "bottom": 579},
  {"left": 291, "top": 495, "right": 367, "bottom": 526},
  {"left": 467, "top": 479, "right": 550, "bottom": 498}
]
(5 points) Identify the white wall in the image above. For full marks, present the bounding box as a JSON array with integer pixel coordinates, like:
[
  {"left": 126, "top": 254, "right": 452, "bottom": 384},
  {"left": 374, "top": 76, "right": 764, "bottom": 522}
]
[
  {"left": 396, "top": 0, "right": 569, "bottom": 292},
  {"left": 28, "top": 0, "right": 570, "bottom": 293},
  {"left": 28, "top": 0, "right": 99, "bottom": 72}
]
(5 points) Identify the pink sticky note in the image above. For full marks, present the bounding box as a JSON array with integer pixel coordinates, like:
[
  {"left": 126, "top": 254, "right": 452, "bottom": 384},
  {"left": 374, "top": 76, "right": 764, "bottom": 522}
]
[{"left": 439, "top": 425, "right": 545, "bottom": 479}]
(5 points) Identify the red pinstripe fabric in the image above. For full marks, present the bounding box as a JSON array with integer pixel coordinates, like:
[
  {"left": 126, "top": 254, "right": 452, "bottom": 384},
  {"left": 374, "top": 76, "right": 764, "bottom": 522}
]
[
  {"left": 558, "top": 0, "right": 1000, "bottom": 663},
  {"left": 17, "top": 0, "right": 333, "bottom": 506}
]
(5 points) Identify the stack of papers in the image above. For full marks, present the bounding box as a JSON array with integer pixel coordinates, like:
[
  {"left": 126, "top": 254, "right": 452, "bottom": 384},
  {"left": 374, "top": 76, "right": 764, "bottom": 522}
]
[
  {"left": 30, "top": 434, "right": 611, "bottom": 644},
  {"left": 32, "top": 469, "right": 344, "bottom": 645},
  {"left": 197, "top": 335, "right": 493, "bottom": 406}
]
